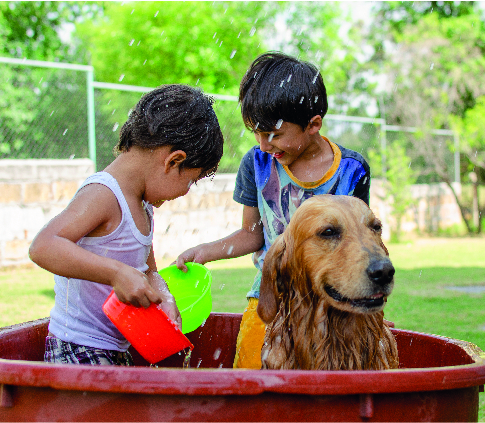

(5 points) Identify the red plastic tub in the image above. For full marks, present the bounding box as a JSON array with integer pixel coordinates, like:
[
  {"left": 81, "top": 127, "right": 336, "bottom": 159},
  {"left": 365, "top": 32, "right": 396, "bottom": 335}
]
[{"left": 0, "top": 313, "right": 484, "bottom": 422}]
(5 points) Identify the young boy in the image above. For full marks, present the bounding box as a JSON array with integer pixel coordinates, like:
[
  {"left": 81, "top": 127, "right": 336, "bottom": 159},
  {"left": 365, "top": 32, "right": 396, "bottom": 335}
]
[
  {"left": 176, "top": 52, "right": 370, "bottom": 369},
  {"left": 29, "top": 85, "right": 224, "bottom": 365}
]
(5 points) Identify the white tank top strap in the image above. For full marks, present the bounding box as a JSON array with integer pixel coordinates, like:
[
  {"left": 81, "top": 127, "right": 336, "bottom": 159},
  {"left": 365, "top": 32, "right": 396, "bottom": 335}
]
[{"left": 78, "top": 172, "right": 153, "bottom": 246}]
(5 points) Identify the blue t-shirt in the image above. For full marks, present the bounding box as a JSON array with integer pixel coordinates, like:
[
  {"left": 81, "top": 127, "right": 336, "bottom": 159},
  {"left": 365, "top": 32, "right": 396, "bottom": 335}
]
[{"left": 233, "top": 137, "right": 370, "bottom": 298}]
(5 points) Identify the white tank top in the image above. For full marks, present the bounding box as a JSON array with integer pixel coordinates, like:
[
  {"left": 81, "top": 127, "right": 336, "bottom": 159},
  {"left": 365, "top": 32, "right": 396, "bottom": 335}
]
[{"left": 48, "top": 172, "right": 154, "bottom": 351}]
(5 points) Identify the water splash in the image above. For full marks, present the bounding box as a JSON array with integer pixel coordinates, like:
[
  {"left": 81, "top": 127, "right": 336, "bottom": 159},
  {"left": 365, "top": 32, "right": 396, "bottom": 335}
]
[{"left": 183, "top": 348, "right": 192, "bottom": 369}]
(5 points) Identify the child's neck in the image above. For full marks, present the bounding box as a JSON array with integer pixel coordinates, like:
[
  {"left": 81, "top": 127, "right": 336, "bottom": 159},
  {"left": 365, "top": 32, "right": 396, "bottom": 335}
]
[
  {"left": 287, "top": 135, "right": 334, "bottom": 183},
  {"left": 104, "top": 149, "right": 147, "bottom": 203}
]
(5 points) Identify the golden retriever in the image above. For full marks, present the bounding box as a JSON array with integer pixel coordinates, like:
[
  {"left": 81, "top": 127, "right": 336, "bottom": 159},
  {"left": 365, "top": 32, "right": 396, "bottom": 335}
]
[{"left": 257, "top": 194, "right": 399, "bottom": 370}]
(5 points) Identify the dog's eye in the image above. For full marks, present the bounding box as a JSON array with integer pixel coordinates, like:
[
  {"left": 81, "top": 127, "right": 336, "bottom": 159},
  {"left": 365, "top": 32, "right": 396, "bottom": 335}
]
[
  {"left": 318, "top": 227, "right": 340, "bottom": 238},
  {"left": 371, "top": 222, "right": 382, "bottom": 233}
]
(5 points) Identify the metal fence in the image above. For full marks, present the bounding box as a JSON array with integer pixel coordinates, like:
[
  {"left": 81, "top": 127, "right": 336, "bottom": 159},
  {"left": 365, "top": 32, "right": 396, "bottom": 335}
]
[{"left": 0, "top": 57, "right": 459, "bottom": 182}]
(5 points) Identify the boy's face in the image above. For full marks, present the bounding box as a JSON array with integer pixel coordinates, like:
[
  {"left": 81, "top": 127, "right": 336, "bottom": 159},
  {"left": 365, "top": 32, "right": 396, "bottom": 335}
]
[
  {"left": 253, "top": 121, "right": 314, "bottom": 166},
  {"left": 148, "top": 166, "right": 204, "bottom": 208}
]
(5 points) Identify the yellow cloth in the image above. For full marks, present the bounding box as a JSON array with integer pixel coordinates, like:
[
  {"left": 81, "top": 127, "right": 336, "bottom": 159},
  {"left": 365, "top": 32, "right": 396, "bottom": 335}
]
[{"left": 233, "top": 298, "right": 266, "bottom": 369}]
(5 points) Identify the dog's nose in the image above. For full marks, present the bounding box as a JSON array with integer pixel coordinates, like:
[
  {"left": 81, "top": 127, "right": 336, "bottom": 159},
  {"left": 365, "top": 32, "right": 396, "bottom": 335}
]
[{"left": 367, "top": 259, "right": 395, "bottom": 286}]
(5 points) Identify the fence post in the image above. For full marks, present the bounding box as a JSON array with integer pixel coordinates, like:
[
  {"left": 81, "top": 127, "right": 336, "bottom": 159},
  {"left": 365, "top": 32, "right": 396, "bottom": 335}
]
[
  {"left": 86, "top": 69, "right": 96, "bottom": 171},
  {"left": 453, "top": 132, "right": 460, "bottom": 184}
]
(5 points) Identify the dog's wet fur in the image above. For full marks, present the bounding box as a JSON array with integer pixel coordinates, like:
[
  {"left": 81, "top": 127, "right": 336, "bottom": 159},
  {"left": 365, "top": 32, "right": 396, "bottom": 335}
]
[{"left": 257, "top": 195, "right": 399, "bottom": 370}]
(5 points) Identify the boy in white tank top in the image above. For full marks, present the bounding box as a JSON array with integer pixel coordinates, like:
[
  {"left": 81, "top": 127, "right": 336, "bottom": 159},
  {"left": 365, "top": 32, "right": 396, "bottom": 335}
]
[{"left": 29, "top": 85, "right": 224, "bottom": 365}]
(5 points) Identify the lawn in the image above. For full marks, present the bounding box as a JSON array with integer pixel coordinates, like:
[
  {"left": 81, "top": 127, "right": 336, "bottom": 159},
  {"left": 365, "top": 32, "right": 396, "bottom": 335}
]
[{"left": 0, "top": 237, "right": 484, "bottom": 420}]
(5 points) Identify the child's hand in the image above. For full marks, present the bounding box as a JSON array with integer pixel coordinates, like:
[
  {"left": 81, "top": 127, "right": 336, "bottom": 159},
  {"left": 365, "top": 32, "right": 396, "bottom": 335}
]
[
  {"left": 175, "top": 245, "right": 206, "bottom": 272},
  {"left": 111, "top": 266, "right": 162, "bottom": 309},
  {"left": 146, "top": 271, "right": 182, "bottom": 330}
]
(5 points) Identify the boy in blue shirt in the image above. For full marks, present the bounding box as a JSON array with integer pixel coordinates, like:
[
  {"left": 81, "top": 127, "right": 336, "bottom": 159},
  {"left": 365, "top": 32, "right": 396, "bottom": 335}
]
[{"left": 176, "top": 52, "right": 370, "bottom": 368}]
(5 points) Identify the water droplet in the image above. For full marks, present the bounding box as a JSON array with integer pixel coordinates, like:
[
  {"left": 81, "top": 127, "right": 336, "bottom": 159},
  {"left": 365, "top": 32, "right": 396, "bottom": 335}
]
[
  {"left": 314, "top": 95, "right": 319, "bottom": 103},
  {"left": 299, "top": 96, "right": 304, "bottom": 104},
  {"left": 213, "top": 348, "right": 222, "bottom": 360},
  {"left": 112, "top": 122, "right": 119, "bottom": 131},
  {"left": 429, "top": 63, "right": 434, "bottom": 70},
  {"left": 62, "top": 129, "right": 68, "bottom": 136},
  {"left": 239, "top": 129, "right": 245, "bottom": 137},
  {"left": 129, "top": 39, "right": 135, "bottom": 46},
  {"left": 227, "top": 245, "right": 234, "bottom": 255},
  {"left": 268, "top": 133, "right": 274, "bottom": 143},
  {"left": 220, "top": 284, "right": 225, "bottom": 290},
  {"left": 230, "top": 49, "right": 237, "bottom": 59},
  {"left": 154, "top": 10, "right": 159, "bottom": 17},
  {"left": 275, "top": 119, "right": 283, "bottom": 129},
  {"left": 249, "top": 27, "right": 256, "bottom": 36},
  {"left": 119, "top": 74, "right": 125, "bottom": 82}
]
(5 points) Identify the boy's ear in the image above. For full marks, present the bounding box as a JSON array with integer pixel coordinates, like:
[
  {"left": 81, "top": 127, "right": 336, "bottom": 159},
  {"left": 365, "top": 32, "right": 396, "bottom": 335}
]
[
  {"left": 164, "top": 150, "right": 187, "bottom": 173},
  {"left": 307, "top": 115, "right": 322, "bottom": 134}
]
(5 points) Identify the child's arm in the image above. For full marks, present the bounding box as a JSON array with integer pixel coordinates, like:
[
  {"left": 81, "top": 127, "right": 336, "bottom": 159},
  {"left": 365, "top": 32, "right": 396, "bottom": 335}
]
[
  {"left": 145, "top": 247, "right": 182, "bottom": 329},
  {"left": 175, "top": 205, "right": 264, "bottom": 271},
  {"left": 29, "top": 184, "right": 163, "bottom": 308}
]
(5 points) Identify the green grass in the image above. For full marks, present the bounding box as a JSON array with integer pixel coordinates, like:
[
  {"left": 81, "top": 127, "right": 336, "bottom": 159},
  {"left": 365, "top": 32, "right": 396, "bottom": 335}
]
[{"left": 0, "top": 238, "right": 484, "bottom": 420}]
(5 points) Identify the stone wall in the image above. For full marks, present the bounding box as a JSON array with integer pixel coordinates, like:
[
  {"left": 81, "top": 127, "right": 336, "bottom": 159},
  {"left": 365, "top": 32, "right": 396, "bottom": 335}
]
[{"left": 0, "top": 159, "right": 463, "bottom": 268}]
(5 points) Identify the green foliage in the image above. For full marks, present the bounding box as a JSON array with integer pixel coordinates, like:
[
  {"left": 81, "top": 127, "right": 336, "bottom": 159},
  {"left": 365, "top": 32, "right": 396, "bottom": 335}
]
[
  {"left": 75, "top": 2, "right": 273, "bottom": 95},
  {"left": 368, "top": 139, "right": 417, "bottom": 242}
]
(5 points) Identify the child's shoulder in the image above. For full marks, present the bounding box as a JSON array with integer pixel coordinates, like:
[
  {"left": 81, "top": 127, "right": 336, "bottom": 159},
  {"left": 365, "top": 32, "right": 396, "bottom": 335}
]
[{"left": 335, "top": 144, "right": 370, "bottom": 168}]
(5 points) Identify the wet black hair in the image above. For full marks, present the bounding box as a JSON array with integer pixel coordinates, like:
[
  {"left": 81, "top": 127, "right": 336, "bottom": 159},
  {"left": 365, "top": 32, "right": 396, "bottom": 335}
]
[
  {"left": 239, "top": 52, "right": 328, "bottom": 132},
  {"left": 116, "top": 84, "right": 223, "bottom": 178}
]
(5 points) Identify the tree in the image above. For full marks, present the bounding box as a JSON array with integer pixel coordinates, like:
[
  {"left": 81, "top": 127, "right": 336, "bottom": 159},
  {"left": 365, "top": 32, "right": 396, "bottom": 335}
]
[
  {"left": 368, "top": 140, "right": 417, "bottom": 242},
  {"left": 0, "top": 2, "right": 103, "bottom": 159},
  {"left": 75, "top": 2, "right": 275, "bottom": 95},
  {"left": 450, "top": 96, "right": 485, "bottom": 232},
  {"left": 364, "top": 4, "right": 485, "bottom": 234}
]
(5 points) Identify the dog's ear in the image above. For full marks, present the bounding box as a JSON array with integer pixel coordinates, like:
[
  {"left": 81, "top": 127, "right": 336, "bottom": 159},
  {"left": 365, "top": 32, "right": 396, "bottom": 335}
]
[{"left": 257, "top": 234, "right": 287, "bottom": 324}]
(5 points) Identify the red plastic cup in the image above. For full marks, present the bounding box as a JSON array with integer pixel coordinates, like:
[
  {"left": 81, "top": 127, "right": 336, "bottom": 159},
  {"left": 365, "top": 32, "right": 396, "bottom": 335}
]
[{"left": 102, "top": 291, "right": 194, "bottom": 364}]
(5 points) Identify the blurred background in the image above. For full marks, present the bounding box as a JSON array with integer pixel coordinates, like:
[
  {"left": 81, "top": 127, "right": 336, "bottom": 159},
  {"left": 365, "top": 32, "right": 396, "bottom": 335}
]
[{"left": 0, "top": 1, "right": 483, "bottom": 238}]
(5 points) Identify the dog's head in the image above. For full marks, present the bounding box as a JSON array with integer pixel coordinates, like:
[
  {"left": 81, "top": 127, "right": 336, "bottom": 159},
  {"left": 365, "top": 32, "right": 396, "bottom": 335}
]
[{"left": 257, "top": 194, "right": 395, "bottom": 323}]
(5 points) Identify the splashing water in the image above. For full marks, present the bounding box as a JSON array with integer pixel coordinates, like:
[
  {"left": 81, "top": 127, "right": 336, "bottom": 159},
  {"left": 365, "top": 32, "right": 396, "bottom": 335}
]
[{"left": 183, "top": 348, "right": 193, "bottom": 369}]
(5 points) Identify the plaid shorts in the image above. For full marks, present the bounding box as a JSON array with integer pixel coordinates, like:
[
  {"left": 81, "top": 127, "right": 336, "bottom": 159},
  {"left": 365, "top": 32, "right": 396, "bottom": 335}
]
[{"left": 45, "top": 335, "right": 134, "bottom": 366}]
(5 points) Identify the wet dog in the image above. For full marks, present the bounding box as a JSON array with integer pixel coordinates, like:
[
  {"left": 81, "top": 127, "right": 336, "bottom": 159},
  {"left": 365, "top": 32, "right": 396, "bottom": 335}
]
[{"left": 257, "top": 194, "right": 399, "bottom": 370}]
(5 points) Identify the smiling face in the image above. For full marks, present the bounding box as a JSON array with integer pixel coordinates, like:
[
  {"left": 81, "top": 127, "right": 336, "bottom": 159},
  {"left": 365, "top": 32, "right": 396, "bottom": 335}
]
[
  {"left": 290, "top": 195, "right": 394, "bottom": 314},
  {"left": 253, "top": 120, "right": 318, "bottom": 167},
  {"left": 258, "top": 194, "right": 395, "bottom": 323}
]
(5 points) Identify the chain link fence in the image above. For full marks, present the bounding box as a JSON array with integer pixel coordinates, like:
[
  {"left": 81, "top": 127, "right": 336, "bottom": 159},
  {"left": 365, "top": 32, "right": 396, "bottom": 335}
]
[{"left": 0, "top": 57, "right": 459, "bottom": 183}]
